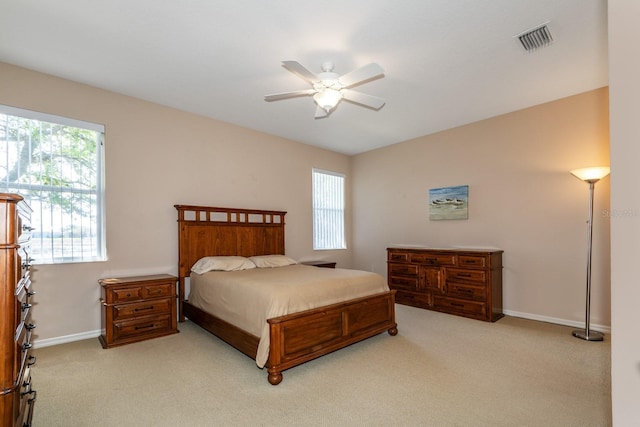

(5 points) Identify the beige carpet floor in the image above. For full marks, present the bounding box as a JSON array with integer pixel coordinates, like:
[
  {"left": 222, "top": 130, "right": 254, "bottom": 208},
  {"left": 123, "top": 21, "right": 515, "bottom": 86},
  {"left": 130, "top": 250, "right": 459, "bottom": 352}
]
[{"left": 32, "top": 305, "right": 611, "bottom": 426}]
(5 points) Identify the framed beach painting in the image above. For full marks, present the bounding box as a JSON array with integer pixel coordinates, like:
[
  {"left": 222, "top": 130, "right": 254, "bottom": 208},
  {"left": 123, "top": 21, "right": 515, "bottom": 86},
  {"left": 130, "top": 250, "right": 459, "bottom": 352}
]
[{"left": 429, "top": 185, "right": 469, "bottom": 220}]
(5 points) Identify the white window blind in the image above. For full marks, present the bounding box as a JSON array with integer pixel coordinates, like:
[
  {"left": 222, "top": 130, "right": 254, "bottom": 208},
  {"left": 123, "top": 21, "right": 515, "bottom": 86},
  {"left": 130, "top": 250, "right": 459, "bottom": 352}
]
[
  {"left": 0, "top": 105, "right": 106, "bottom": 264},
  {"left": 312, "top": 168, "right": 346, "bottom": 250}
]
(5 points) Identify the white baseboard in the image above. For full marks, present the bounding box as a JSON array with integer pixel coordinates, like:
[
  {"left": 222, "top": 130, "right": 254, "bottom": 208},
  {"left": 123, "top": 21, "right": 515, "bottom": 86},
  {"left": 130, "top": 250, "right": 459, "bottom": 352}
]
[
  {"left": 33, "top": 329, "right": 102, "bottom": 349},
  {"left": 503, "top": 309, "right": 611, "bottom": 334}
]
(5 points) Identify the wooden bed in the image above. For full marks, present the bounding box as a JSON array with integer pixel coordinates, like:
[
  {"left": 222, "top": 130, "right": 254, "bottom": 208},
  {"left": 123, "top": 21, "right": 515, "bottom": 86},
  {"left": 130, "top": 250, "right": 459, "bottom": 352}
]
[{"left": 175, "top": 205, "right": 397, "bottom": 385}]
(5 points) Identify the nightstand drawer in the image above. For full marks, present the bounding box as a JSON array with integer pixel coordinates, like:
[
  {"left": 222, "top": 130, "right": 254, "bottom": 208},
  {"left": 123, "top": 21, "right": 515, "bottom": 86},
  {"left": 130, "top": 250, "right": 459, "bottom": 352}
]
[
  {"left": 112, "top": 297, "right": 174, "bottom": 320},
  {"left": 142, "top": 282, "right": 175, "bottom": 298},
  {"left": 108, "top": 283, "right": 175, "bottom": 304},
  {"left": 112, "top": 315, "right": 173, "bottom": 341},
  {"left": 111, "top": 286, "right": 144, "bottom": 303}
]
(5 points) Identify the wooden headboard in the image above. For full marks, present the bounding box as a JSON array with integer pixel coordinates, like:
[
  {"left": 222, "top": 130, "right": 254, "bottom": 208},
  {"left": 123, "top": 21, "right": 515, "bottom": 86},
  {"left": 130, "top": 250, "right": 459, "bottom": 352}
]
[{"left": 174, "top": 205, "right": 287, "bottom": 320}]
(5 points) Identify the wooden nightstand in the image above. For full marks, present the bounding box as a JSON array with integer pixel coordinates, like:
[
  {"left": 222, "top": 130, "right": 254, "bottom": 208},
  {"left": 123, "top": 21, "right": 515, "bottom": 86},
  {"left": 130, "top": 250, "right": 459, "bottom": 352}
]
[
  {"left": 99, "top": 274, "right": 178, "bottom": 348},
  {"left": 301, "top": 261, "right": 337, "bottom": 268}
]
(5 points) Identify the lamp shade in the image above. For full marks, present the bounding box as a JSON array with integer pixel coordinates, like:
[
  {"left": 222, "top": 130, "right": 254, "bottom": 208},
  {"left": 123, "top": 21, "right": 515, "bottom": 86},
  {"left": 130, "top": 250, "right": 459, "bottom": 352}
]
[
  {"left": 570, "top": 166, "right": 610, "bottom": 183},
  {"left": 313, "top": 89, "right": 342, "bottom": 112}
]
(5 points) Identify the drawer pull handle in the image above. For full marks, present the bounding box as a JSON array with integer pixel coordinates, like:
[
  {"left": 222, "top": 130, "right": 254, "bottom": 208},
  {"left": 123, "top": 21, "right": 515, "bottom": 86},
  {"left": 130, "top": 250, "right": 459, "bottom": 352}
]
[
  {"left": 134, "top": 306, "right": 154, "bottom": 312},
  {"left": 28, "top": 355, "right": 37, "bottom": 366},
  {"left": 22, "top": 303, "right": 32, "bottom": 311},
  {"left": 22, "top": 388, "right": 36, "bottom": 398},
  {"left": 456, "top": 288, "right": 473, "bottom": 294},
  {"left": 22, "top": 225, "right": 35, "bottom": 232},
  {"left": 26, "top": 323, "right": 36, "bottom": 330},
  {"left": 27, "top": 290, "right": 36, "bottom": 297},
  {"left": 22, "top": 342, "right": 33, "bottom": 351},
  {"left": 21, "top": 383, "right": 33, "bottom": 397},
  {"left": 457, "top": 273, "right": 472, "bottom": 278},
  {"left": 451, "top": 303, "right": 465, "bottom": 307},
  {"left": 135, "top": 323, "right": 156, "bottom": 330}
]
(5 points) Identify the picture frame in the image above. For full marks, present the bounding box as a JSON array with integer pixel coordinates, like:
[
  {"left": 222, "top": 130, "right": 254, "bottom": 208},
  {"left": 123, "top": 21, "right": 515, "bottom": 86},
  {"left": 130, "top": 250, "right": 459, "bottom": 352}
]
[{"left": 429, "top": 185, "right": 469, "bottom": 220}]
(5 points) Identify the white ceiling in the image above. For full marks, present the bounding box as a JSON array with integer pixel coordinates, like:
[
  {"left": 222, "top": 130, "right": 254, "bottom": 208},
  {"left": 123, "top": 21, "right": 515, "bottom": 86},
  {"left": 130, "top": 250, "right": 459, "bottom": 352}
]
[{"left": 0, "top": 1, "right": 608, "bottom": 155}]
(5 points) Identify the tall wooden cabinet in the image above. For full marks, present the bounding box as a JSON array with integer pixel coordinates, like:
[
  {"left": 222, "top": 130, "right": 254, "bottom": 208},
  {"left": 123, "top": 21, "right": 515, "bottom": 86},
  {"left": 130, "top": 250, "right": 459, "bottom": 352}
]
[
  {"left": 387, "top": 247, "right": 503, "bottom": 322},
  {"left": 1, "top": 194, "right": 36, "bottom": 426}
]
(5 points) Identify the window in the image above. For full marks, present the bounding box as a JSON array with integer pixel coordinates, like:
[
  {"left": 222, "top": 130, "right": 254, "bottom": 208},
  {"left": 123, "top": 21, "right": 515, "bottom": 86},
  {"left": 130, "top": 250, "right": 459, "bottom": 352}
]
[
  {"left": 312, "top": 168, "right": 346, "bottom": 250},
  {"left": 0, "top": 105, "right": 106, "bottom": 264}
]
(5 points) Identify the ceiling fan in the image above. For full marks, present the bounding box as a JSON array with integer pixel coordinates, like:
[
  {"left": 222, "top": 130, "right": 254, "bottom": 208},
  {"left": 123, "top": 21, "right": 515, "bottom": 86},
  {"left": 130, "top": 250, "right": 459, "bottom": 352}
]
[{"left": 264, "top": 61, "right": 386, "bottom": 118}]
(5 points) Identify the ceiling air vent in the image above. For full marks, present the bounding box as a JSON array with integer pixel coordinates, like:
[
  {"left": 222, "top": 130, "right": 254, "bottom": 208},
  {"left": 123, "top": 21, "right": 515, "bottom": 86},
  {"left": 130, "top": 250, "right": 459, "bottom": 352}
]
[{"left": 516, "top": 23, "right": 553, "bottom": 52}]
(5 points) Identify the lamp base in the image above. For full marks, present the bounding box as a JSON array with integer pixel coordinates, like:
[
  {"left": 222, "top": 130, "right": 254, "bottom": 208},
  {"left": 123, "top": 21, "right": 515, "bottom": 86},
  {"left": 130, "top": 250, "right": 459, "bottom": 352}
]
[{"left": 571, "top": 329, "right": 604, "bottom": 341}]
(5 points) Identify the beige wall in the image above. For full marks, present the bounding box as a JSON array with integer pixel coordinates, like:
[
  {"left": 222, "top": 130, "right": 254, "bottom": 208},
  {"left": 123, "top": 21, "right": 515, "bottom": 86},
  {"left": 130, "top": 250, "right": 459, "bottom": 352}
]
[
  {"left": 0, "top": 62, "right": 352, "bottom": 343},
  {"left": 609, "top": 1, "right": 640, "bottom": 424},
  {"left": 351, "top": 88, "right": 611, "bottom": 329}
]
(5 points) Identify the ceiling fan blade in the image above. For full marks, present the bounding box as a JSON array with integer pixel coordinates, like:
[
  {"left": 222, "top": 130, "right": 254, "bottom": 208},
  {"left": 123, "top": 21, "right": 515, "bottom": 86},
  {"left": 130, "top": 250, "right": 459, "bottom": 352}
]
[
  {"left": 282, "top": 61, "right": 319, "bottom": 83},
  {"left": 314, "top": 105, "right": 328, "bottom": 119},
  {"left": 338, "top": 63, "right": 384, "bottom": 87},
  {"left": 264, "top": 89, "right": 316, "bottom": 102},
  {"left": 341, "top": 89, "right": 386, "bottom": 110}
]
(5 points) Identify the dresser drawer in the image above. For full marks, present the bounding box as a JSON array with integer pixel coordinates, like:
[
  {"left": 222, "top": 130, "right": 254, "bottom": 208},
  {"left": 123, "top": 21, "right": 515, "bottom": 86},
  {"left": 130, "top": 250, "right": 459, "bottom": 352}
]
[
  {"left": 388, "top": 251, "right": 410, "bottom": 262},
  {"left": 18, "top": 366, "right": 36, "bottom": 425},
  {"left": 411, "top": 253, "right": 456, "bottom": 266},
  {"left": 112, "top": 297, "right": 174, "bottom": 321},
  {"left": 446, "top": 282, "right": 486, "bottom": 301},
  {"left": 388, "top": 263, "right": 418, "bottom": 276},
  {"left": 447, "top": 268, "right": 486, "bottom": 283},
  {"left": 458, "top": 255, "right": 487, "bottom": 268},
  {"left": 434, "top": 296, "right": 486, "bottom": 317},
  {"left": 112, "top": 315, "right": 174, "bottom": 341},
  {"left": 395, "top": 290, "right": 432, "bottom": 307},
  {"left": 389, "top": 275, "right": 419, "bottom": 291}
]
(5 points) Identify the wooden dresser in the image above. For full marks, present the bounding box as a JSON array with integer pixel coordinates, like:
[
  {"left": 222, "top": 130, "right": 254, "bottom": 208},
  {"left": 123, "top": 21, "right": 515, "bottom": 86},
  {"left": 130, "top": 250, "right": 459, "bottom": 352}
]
[
  {"left": 387, "top": 247, "right": 503, "bottom": 322},
  {"left": 99, "top": 274, "right": 179, "bottom": 348},
  {"left": 1, "top": 193, "right": 36, "bottom": 427}
]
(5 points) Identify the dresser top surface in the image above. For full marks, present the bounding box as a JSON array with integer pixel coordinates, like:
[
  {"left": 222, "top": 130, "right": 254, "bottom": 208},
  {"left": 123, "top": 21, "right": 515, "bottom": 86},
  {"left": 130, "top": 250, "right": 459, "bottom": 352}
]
[{"left": 387, "top": 247, "right": 503, "bottom": 254}]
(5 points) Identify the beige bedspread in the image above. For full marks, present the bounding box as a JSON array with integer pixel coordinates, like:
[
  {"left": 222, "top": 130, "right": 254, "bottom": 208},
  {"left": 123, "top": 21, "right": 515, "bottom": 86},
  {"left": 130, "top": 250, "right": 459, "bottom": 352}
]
[{"left": 188, "top": 264, "right": 389, "bottom": 367}]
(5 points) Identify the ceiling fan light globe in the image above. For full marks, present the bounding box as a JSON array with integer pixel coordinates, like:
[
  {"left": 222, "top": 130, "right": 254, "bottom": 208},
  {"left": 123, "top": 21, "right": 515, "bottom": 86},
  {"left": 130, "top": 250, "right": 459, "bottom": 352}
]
[{"left": 313, "top": 89, "right": 342, "bottom": 112}]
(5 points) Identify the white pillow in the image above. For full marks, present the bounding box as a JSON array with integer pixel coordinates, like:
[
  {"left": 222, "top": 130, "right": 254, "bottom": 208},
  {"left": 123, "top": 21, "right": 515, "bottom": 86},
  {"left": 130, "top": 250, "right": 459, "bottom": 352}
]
[
  {"left": 191, "top": 256, "right": 256, "bottom": 274},
  {"left": 248, "top": 255, "right": 297, "bottom": 268}
]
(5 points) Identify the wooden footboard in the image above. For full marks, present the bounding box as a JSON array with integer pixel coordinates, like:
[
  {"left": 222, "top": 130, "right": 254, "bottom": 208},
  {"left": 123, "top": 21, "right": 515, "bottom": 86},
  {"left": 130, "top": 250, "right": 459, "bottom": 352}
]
[
  {"left": 183, "top": 290, "right": 397, "bottom": 385},
  {"left": 266, "top": 290, "right": 397, "bottom": 385}
]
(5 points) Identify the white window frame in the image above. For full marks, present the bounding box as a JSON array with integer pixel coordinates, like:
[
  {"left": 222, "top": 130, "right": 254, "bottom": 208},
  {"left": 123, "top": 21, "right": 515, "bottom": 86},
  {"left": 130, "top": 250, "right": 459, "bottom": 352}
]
[
  {"left": 0, "top": 105, "right": 106, "bottom": 264},
  {"left": 312, "top": 168, "right": 346, "bottom": 250}
]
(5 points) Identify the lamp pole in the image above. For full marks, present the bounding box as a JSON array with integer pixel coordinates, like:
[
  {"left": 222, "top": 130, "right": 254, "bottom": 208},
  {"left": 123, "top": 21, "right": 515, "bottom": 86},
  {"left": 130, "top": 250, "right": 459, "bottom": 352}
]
[
  {"left": 571, "top": 180, "right": 603, "bottom": 341},
  {"left": 569, "top": 166, "right": 609, "bottom": 342}
]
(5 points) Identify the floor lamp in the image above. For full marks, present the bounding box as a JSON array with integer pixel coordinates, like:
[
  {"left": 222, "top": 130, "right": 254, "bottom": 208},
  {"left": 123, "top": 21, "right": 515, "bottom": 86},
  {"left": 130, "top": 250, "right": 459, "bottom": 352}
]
[{"left": 570, "top": 166, "right": 610, "bottom": 341}]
